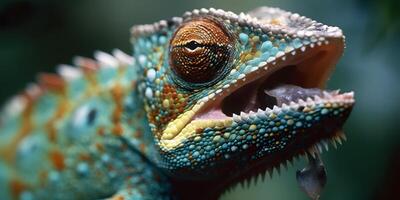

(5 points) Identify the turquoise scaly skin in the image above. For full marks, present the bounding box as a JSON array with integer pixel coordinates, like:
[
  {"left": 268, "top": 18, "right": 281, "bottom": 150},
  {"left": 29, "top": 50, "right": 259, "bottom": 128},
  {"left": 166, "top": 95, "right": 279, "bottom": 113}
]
[{"left": 0, "top": 7, "right": 354, "bottom": 200}]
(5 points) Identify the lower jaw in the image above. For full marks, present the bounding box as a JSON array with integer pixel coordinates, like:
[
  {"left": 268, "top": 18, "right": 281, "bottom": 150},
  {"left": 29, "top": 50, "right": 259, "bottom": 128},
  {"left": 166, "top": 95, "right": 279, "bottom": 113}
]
[
  {"left": 171, "top": 126, "right": 347, "bottom": 200},
  {"left": 219, "top": 123, "right": 349, "bottom": 200}
]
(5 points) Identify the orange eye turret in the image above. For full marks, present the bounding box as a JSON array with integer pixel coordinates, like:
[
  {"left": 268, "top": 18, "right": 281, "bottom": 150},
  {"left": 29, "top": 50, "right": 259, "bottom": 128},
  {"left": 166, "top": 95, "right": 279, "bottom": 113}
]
[{"left": 169, "top": 18, "right": 234, "bottom": 84}]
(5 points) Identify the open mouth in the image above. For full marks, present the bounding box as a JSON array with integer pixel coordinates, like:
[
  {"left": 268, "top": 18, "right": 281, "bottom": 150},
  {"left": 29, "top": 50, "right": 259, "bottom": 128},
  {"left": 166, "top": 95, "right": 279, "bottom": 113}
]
[
  {"left": 197, "top": 66, "right": 328, "bottom": 121},
  {"left": 222, "top": 80, "right": 326, "bottom": 117},
  {"left": 193, "top": 42, "right": 347, "bottom": 121}
]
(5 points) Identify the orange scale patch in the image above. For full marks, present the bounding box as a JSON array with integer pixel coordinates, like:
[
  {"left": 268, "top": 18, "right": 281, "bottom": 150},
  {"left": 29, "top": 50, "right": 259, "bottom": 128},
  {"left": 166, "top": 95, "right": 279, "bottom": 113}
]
[
  {"left": 10, "top": 179, "right": 28, "bottom": 198},
  {"left": 111, "top": 195, "right": 125, "bottom": 200},
  {"left": 49, "top": 150, "right": 65, "bottom": 171}
]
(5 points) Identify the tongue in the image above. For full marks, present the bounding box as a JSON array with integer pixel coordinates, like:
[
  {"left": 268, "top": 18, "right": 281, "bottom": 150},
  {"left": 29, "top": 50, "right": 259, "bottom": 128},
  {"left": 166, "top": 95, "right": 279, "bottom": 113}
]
[{"left": 261, "top": 84, "right": 324, "bottom": 107}]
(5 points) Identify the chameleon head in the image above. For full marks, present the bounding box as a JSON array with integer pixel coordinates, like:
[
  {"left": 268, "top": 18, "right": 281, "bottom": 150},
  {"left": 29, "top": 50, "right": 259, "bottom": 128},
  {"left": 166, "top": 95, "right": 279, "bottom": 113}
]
[{"left": 131, "top": 7, "right": 354, "bottom": 190}]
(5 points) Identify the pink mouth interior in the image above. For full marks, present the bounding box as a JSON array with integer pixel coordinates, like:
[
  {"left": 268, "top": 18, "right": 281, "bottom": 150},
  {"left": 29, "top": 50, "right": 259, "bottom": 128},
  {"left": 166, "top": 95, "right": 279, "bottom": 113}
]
[{"left": 195, "top": 108, "right": 227, "bottom": 120}]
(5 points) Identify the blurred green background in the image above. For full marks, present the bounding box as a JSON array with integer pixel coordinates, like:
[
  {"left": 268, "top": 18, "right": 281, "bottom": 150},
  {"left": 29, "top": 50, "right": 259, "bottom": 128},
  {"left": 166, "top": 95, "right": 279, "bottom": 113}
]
[{"left": 0, "top": 0, "right": 399, "bottom": 199}]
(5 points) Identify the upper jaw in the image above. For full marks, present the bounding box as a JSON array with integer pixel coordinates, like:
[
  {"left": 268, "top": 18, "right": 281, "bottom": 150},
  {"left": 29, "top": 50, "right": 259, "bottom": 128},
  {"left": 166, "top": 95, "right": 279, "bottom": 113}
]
[{"left": 131, "top": 7, "right": 343, "bottom": 41}]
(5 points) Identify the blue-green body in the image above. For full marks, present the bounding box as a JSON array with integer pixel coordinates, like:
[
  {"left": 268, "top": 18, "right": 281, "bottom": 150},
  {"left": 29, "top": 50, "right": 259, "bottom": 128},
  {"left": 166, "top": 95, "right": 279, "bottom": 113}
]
[{"left": 0, "top": 7, "right": 354, "bottom": 200}]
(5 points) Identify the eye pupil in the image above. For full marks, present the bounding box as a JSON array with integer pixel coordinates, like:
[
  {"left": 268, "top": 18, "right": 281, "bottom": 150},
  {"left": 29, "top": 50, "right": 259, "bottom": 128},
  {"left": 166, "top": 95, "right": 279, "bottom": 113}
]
[
  {"left": 87, "top": 108, "right": 97, "bottom": 126},
  {"left": 185, "top": 41, "right": 201, "bottom": 50}
]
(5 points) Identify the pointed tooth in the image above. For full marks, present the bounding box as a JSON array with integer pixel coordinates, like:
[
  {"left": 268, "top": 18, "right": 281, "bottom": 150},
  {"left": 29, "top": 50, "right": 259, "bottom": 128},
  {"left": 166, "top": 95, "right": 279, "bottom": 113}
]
[
  {"left": 249, "top": 111, "right": 257, "bottom": 119},
  {"left": 308, "top": 146, "right": 318, "bottom": 158},
  {"left": 322, "top": 140, "right": 329, "bottom": 151},
  {"left": 268, "top": 168, "right": 274, "bottom": 178},
  {"left": 252, "top": 175, "right": 258, "bottom": 185},
  {"left": 288, "top": 157, "right": 294, "bottom": 166},
  {"left": 272, "top": 105, "right": 280, "bottom": 113},
  {"left": 276, "top": 165, "right": 281, "bottom": 175},
  {"left": 245, "top": 176, "right": 252, "bottom": 188},
  {"left": 321, "top": 142, "right": 325, "bottom": 150},
  {"left": 341, "top": 134, "right": 347, "bottom": 141},
  {"left": 298, "top": 99, "right": 306, "bottom": 106},
  {"left": 317, "top": 143, "right": 323, "bottom": 153},
  {"left": 331, "top": 139, "right": 338, "bottom": 149},
  {"left": 335, "top": 136, "right": 343, "bottom": 145},
  {"left": 344, "top": 91, "right": 354, "bottom": 98},
  {"left": 261, "top": 170, "right": 267, "bottom": 181},
  {"left": 307, "top": 146, "right": 316, "bottom": 156},
  {"left": 257, "top": 108, "right": 266, "bottom": 115},
  {"left": 256, "top": 110, "right": 268, "bottom": 120},
  {"left": 254, "top": 174, "right": 261, "bottom": 185},
  {"left": 312, "top": 151, "right": 318, "bottom": 158},
  {"left": 293, "top": 154, "right": 299, "bottom": 162},
  {"left": 232, "top": 114, "right": 241, "bottom": 122},
  {"left": 282, "top": 103, "right": 290, "bottom": 110},
  {"left": 253, "top": 174, "right": 258, "bottom": 185},
  {"left": 323, "top": 91, "right": 332, "bottom": 98},
  {"left": 332, "top": 89, "right": 340, "bottom": 95},
  {"left": 239, "top": 180, "right": 245, "bottom": 189},
  {"left": 338, "top": 130, "right": 347, "bottom": 141},
  {"left": 223, "top": 186, "right": 231, "bottom": 196},
  {"left": 308, "top": 151, "right": 316, "bottom": 159},
  {"left": 289, "top": 101, "right": 299, "bottom": 110},
  {"left": 240, "top": 112, "right": 249, "bottom": 121},
  {"left": 294, "top": 154, "right": 302, "bottom": 162},
  {"left": 282, "top": 160, "right": 288, "bottom": 171}
]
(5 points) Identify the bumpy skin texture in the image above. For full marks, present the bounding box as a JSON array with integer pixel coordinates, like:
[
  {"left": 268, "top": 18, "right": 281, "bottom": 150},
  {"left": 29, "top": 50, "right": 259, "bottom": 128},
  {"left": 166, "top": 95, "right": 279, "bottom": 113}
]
[{"left": 0, "top": 7, "right": 354, "bottom": 200}]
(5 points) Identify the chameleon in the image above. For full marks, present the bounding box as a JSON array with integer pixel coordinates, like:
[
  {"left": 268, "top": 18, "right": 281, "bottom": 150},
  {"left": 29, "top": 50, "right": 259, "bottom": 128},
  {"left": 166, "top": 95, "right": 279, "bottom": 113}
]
[{"left": 0, "top": 7, "right": 354, "bottom": 200}]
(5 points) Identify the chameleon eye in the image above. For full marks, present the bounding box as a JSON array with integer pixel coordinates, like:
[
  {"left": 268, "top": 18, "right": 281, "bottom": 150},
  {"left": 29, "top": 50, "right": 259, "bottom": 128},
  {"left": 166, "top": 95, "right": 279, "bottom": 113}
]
[
  {"left": 68, "top": 104, "right": 100, "bottom": 138},
  {"left": 169, "top": 18, "right": 234, "bottom": 84}
]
